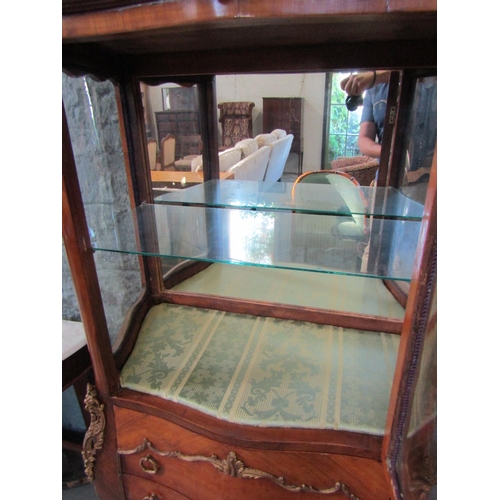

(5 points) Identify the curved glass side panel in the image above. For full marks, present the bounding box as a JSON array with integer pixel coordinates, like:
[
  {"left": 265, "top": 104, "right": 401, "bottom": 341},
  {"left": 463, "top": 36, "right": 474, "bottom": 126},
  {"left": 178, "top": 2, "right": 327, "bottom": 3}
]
[
  {"left": 93, "top": 204, "right": 420, "bottom": 281},
  {"left": 398, "top": 75, "right": 437, "bottom": 205},
  {"left": 62, "top": 73, "right": 143, "bottom": 346},
  {"left": 394, "top": 271, "right": 437, "bottom": 499}
]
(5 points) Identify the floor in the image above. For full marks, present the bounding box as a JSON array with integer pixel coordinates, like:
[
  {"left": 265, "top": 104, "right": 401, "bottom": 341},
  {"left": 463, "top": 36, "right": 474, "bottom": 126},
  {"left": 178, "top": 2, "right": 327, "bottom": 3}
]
[
  {"left": 63, "top": 483, "right": 100, "bottom": 500},
  {"left": 278, "top": 152, "right": 301, "bottom": 182},
  {"left": 63, "top": 447, "right": 100, "bottom": 500}
]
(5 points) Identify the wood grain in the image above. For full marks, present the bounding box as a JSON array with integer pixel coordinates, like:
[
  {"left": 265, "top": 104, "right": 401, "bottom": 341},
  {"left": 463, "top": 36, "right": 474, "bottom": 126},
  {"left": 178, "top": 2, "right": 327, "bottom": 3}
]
[
  {"left": 160, "top": 289, "right": 403, "bottom": 334},
  {"left": 115, "top": 406, "right": 392, "bottom": 500},
  {"left": 113, "top": 389, "right": 383, "bottom": 459}
]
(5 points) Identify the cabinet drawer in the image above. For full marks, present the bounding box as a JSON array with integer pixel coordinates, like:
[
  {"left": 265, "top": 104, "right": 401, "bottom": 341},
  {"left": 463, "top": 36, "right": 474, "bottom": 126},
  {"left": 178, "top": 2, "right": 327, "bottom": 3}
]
[
  {"left": 115, "top": 407, "right": 391, "bottom": 500},
  {"left": 122, "top": 474, "right": 190, "bottom": 500}
]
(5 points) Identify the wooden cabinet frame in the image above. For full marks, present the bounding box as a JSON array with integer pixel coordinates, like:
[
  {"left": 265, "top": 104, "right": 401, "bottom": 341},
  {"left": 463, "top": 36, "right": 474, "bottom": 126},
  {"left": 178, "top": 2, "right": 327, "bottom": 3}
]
[{"left": 62, "top": 3, "right": 437, "bottom": 499}]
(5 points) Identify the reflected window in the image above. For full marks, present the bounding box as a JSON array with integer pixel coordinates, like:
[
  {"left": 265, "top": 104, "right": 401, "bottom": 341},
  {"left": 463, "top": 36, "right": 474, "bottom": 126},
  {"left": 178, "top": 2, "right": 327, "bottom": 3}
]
[
  {"left": 326, "top": 72, "right": 362, "bottom": 161},
  {"left": 229, "top": 210, "right": 275, "bottom": 265}
]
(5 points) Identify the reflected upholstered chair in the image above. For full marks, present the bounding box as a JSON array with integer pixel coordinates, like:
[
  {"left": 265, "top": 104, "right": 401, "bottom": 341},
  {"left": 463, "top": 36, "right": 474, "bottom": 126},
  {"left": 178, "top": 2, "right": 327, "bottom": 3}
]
[
  {"left": 191, "top": 147, "right": 242, "bottom": 173},
  {"left": 227, "top": 145, "right": 271, "bottom": 181},
  {"left": 234, "top": 138, "right": 259, "bottom": 158},
  {"left": 147, "top": 138, "right": 158, "bottom": 171},
  {"left": 160, "top": 134, "right": 175, "bottom": 170},
  {"left": 330, "top": 155, "right": 379, "bottom": 186},
  {"left": 218, "top": 102, "right": 255, "bottom": 148}
]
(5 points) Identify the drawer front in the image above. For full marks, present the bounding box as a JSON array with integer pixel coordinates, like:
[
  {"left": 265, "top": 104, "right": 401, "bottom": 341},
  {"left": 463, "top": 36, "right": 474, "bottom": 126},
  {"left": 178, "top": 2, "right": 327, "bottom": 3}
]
[
  {"left": 115, "top": 407, "right": 390, "bottom": 500},
  {"left": 122, "top": 474, "right": 191, "bottom": 500}
]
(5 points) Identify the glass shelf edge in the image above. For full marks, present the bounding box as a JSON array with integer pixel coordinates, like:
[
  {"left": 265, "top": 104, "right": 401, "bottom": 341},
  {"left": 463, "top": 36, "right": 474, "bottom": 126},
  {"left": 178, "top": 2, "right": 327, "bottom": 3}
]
[
  {"left": 153, "top": 180, "right": 424, "bottom": 221},
  {"left": 91, "top": 203, "right": 419, "bottom": 283},
  {"left": 91, "top": 247, "right": 413, "bottom": 283}
]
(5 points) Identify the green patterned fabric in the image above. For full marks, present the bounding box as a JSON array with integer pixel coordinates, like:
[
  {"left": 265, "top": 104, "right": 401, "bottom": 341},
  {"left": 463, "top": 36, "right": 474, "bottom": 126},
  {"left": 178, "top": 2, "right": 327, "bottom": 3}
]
[{"left": 121, "top": 304, "right": 399, "bottom": 435}]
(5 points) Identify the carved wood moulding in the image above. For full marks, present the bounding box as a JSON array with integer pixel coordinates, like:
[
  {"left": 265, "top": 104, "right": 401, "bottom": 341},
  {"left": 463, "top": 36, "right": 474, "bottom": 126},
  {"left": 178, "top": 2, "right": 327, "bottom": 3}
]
[
  {"left": 119, "top": 438, "right": 361, "bottom": 498},
  {"left": 82, "top": 384, "right": 106, "bottom": 481}
]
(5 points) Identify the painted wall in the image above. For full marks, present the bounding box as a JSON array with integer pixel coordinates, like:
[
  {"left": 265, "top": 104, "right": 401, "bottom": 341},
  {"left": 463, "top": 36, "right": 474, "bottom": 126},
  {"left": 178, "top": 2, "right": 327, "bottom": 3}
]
[{"left": 147, "top": 73, "right": 328, "bottom": 172}]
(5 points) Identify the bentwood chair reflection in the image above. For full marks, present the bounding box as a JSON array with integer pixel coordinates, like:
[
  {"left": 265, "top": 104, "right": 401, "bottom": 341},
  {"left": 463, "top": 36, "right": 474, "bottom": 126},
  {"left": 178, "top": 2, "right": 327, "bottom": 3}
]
[
  {"left": 292, "top": 170, "right": 369, "bottom": 241},
  {"left": 290, "top": 170, "right": 370, "bottom": 272}
]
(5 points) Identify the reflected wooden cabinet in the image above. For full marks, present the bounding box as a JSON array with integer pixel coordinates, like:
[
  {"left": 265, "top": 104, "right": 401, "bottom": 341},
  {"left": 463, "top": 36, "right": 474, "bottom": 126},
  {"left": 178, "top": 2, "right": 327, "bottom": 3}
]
[
  {"left": 62, "top": 2, "right": 437, "bottom": 500},
  {"left": 263, "top": 97, "right": 304, "bottom": 175},
  {"left": 155, "top": 111, "right": 200, "bottom": 160}
]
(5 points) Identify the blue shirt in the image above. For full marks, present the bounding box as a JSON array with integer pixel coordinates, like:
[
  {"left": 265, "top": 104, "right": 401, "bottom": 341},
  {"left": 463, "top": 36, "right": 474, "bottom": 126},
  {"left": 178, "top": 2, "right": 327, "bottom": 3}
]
[{"left": 361, "top": 83, "right": 389, "bottom": 144}]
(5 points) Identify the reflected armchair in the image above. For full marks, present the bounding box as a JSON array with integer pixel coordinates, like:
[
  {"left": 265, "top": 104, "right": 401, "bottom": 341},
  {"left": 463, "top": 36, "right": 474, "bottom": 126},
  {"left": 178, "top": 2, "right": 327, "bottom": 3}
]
[
  {"left": 218, "top": 101, "right": 255, "bottom": 148},
  {"left": 330, "top": 155, "right": 379, "bottom": 186}
]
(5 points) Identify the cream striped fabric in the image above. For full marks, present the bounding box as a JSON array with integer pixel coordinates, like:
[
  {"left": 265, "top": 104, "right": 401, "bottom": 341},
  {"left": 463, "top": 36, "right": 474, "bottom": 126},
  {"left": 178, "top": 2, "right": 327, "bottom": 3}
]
[
  {"left": 120, "top": 304, "right": 400, "bottom": 435},
  {"left": 172, "top": 264, "right": 406, "bottom": 319}
]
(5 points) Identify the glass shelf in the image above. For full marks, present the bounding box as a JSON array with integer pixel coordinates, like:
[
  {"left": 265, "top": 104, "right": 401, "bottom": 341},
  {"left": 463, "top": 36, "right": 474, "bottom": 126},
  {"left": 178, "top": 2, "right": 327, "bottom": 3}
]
[
  {"left": 92, "top": 203, "right": 421, "bottom": 281},
  {"left": 154, "top": 180, "right": 424, "bottom": 220}
]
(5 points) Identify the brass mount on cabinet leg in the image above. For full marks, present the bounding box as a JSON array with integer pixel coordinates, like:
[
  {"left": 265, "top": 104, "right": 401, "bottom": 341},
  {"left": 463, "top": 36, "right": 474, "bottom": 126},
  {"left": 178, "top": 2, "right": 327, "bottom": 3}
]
[{"left": 81, "top": 384, "right": 106, "bottom": 481}]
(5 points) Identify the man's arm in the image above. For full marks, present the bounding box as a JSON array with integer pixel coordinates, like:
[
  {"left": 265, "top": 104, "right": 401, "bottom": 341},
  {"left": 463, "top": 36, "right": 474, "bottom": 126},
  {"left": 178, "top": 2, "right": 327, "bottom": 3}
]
[
  {"left": 341, "top": 70, "right": 391, "bottom": 96},
  {"left": 358, "top": 122, "right": 381, "bottom": 158}
]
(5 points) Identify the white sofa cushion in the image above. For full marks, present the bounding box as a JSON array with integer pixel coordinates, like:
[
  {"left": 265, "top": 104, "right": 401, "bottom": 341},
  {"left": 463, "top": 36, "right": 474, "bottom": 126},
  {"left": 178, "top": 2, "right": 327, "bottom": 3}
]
[
  {"left": 254, "top": 133, "right": 277, "bottom": 148},
  {"left": 191, "top": 155, "right": 203, "bottom": 172},
  {"left": 271, "top": 128, "right": 287, "bottom": 140},
  {"left": 234, "top": 138, "right": 259, "bottom": 158},
  {"left": 219, "top": 147, "right": 242, "bottom": 172},
  {"left": 227, "top": 145, "right": 271, "bottom": 181},
  {"left": 263, "top": 134, "right": 294, "bottom": 182},
  {"left": 191, "top": 147, "right": 242, "bottom": 173}
]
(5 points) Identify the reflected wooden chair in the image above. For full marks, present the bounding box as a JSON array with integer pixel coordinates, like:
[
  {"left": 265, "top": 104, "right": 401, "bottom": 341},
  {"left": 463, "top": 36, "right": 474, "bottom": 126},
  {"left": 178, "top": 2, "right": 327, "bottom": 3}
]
[
  {"left": 147, "top": 138, "right": 158, "bottom": 171},
  {"left": 160, "top": 134, "right": 175, "bottom": 170}
]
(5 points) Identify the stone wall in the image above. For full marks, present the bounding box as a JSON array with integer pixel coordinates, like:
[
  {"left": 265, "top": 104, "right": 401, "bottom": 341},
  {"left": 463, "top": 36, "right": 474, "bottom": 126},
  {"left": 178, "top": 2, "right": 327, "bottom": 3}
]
[{"left": 62, "top": 73, "right": 142, "bottom": 345}]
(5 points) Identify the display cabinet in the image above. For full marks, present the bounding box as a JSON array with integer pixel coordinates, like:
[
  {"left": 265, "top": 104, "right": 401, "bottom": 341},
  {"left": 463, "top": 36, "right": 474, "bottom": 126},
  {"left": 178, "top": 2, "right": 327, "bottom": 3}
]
[
  {"left": 155, "top": 111, "right": 201, "bottom": 160},
  {"left": 62, "top": 2, "right": 437, "bottom": 499},
  {"left": 263, "top": 98, "right": 304, "bottom": 175}
]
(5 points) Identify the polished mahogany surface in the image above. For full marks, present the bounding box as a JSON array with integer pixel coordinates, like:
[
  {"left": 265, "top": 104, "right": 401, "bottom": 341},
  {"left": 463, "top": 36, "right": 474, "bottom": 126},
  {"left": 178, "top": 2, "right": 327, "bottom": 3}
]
[{"left": 62, "top": 0, "right": 436, "bottom": 77}]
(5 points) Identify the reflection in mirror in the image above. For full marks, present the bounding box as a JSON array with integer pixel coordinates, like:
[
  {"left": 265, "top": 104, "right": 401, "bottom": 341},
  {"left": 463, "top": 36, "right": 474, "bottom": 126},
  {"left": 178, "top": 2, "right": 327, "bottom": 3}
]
[
  {"left": 138, "top": 72, "right": 435, "bottom": 299},
  {"left": 142, "top": 82, "right": 202, "bottom": 174},
  {"left": 142, "top": 74, "right": 325, "bottom": 182},
  {"left": 142, "top": 72, "right": 437, "bottom": 191},
  {"left": 399, "top": 76, "right": 437, "bottom": 205}
]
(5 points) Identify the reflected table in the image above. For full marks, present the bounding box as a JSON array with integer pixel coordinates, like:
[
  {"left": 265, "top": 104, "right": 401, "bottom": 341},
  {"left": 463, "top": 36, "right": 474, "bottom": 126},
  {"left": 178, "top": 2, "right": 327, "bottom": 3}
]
[{"left": 151, "top": 171, "right": 235, "bottom": 195}]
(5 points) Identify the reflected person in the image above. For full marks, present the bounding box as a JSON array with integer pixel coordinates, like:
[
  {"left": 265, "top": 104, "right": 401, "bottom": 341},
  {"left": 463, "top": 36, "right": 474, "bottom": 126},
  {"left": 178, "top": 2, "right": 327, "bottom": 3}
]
[{"left": 340, "top": 70, "right": 391, "bottom": 160}]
